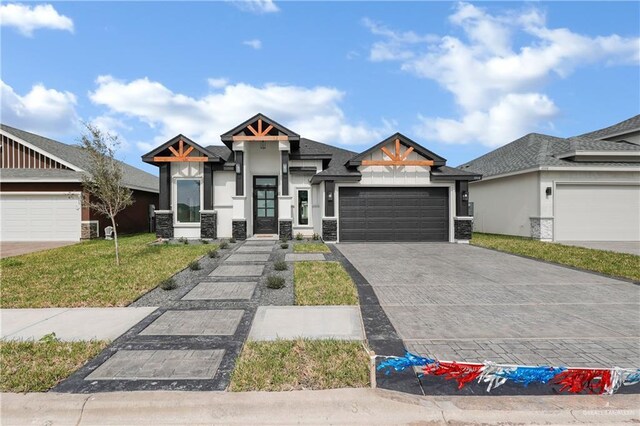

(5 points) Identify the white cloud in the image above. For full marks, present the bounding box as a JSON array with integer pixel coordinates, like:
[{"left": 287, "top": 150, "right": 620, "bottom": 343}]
[
  {"left": 0, "top": 3, "right": 73, "bottom": 36},
  {"left": 207, "top": 77, "right": 229, "bottom": 89},
  {"left": 89, "top": 76, "right": 392, "bottom": 147},
  {"left": 243, "top": 39, "right": 262, "bottom": 50},
  {"left": 1, "top": 80, "right": 79, "bottom": 135},
  {"left": 231, "top": 0, "right": 279, "bottom": 14},
  {"left": 366, "top": 2, "right": 640, "bottom": 146}
]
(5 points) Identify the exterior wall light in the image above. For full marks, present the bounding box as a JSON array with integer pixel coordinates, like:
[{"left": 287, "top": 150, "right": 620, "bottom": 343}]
[
  {"left": 260, "top": 141, "right": 267, "bottom": 150},
  {"left": 545, "top": 187, "right": 552, "bottom": 196},
  {"left": 282, "top": 162, "right": 288, "bottom": 174},
  {"left": 235, "top": 163, "right": 241, "bottom": 174},
  {"left": 461, "top": 190, "right": 469, "bottom": 202},
  {"left": 327, "top": 191, "right": 333, "bottom": 201}
]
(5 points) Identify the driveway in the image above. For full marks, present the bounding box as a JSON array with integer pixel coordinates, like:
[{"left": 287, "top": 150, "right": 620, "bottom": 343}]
[
  {"left": 0, "top": 241, "right": 78, "bottom": 258},
  {"left": 336, "top": 243, "right": 640, "bottom": 368},
  {"left": 557, "top": 241, "right": 640, "bottom": 256}
]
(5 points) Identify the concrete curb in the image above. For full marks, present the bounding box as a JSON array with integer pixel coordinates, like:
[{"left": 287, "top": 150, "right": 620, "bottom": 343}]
[{"left": 2, "top": 388, "right": 639, "bottom": 425}]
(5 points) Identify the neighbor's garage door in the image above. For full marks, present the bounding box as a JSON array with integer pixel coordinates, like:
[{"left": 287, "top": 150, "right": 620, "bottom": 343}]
[
  {"left": 339, "top": 187, "right": 449, "bottom": 242},
  {"left": 0, "top": 193, "right": 81, "bottom": 241},
  {"left": 555, "top": 184, "right": 640, "bottom": 241}
]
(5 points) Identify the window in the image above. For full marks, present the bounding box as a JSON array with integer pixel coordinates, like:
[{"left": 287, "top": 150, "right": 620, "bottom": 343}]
[
  {"left": 176, "top": 180, "right": 201, "bottom": 223},
  {"left": 298, "top": 189, "right": 309, "bottom": 225}
]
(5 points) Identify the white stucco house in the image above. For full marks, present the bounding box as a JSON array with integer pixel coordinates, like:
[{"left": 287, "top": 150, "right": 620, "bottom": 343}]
[
  {"left": 141, "top": 114, "right": 481, "bottom": 242},
  {"left": 459, "top": 115, "right": 640, "bottom": 242}
]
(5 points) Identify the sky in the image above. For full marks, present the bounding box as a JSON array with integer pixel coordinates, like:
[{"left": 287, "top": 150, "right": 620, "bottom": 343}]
[{"left": 1, "top": 1, "right": 639, "bottom": 174}]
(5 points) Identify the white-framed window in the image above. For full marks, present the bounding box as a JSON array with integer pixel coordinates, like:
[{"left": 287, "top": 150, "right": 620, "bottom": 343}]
[
  {"left": 297, "top": 188, "right": 309, "bottom": 226},
  {"left": 175, "top": 178, "right": 202, "bottom": 224}
]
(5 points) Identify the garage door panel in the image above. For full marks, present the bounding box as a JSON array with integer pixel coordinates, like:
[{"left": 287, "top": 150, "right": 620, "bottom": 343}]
[
  {"left": 1, "top": 194, "right": 81, "bottom": 241},
  {"left": 339, "top": 187, "right": 449, "bottom": 242},
  {"left": 555, "top": 184, "right": 640, "bottom": 241}
]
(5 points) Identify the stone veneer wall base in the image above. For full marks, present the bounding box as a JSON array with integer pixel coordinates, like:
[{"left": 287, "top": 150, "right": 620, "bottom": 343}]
[
  {"left": 200, "top": 211, "right": 217, "bottom": 239},
  {"left": 454, "top": 216, "right": 473, "bottom": 242},
  {"left": 81, "top": 221, "right": 99, "bottom": 239},
  {"left": 322, "top": 219, "right": 337, "bottom": 242},
  {"left": 232, "top": 220, "right": 247, "bottom": 241},
  {"left": 155, "top": 211, "right": 174, "bottom": 239},
  {"left": 530, "top": 217, "right": 553, "bottom": 241},
  {"left": 278, "top": 220, "right": 292, "bottom": 241}
]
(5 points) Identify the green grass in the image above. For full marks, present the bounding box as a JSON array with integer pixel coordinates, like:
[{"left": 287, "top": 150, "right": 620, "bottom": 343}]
[
  {"left": 293, "top": 243, "right": 331, "bottom": 253},
  {"left": 0, "top": 340, "right": 108, "bottom": 392},
  {"left": 294, "top": 261, "right": 359, "bottom": 305},
  {"left": 0, "top": 234, "right": 215, "bottom": 308},
  {"left": 471, "top": 233, "right": 640, "bottom": 282},
  {"left": 229, "top": 339, "right": 369, "bottom": 391}
]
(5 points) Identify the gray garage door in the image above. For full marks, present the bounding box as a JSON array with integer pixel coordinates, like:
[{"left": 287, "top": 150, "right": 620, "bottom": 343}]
[{"left": 339, "top": 187, "right": 449, "bottom": 242}]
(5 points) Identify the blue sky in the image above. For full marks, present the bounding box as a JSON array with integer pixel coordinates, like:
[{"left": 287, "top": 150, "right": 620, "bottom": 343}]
[{"left": 2, "top": 1, "right": 639, "bottom": 174}]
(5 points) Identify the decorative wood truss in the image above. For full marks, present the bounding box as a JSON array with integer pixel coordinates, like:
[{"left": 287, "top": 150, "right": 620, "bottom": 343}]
[
  {"left": 153, "top": 138, "right": 208, "bottom": 162},
  {"left": 361, "top": 138, "right": 434, "bottom": 166},
  {"left": 232, "top": 118, "right": 288, "bottom": 141}
]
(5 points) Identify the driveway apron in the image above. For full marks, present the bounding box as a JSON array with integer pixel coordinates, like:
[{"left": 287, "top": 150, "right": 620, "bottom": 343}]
[{"left": 54, "top": 240, "right": 278, "bottom": 393}]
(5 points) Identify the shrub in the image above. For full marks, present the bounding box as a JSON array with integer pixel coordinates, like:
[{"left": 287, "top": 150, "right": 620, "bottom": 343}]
[
  {"left": 189, "top": 261, "right": 201, "bottom": 271},
  {"left": 274, "top": 259, "right": 288, "bottom": 271},
  {"left": 220, "top": 241, "right": 229, "bottom": 249},
  {"left": 295, "top": 233, "right": 303, "bottom": 241},
  {"left": 280, "top": 243, "right": 289, "bottom": 249},
  {"left": 178, "top": 237, "right": 188, "bottom": 245},
  {"left": 266, "top": 275, "right": 285, "bottom": 289},
  {"left": 312, "top": 233, "right": 320, "bottom": 241},
  {"left": 229, "top": 237, "right": 236, "bottom": 243},
  {"left": 208, "top": 249, "right": 219, "bottom": 258},
  {"left": 159, "top": 278, "right": 177, "bottom": 290},
  {"left": 200, "top": 239, "right": 209, "bottom": 245}
]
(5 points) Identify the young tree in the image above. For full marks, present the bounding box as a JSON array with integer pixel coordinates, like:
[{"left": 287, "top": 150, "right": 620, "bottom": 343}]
[{"left": 80, "top": 123, "right": 133, "bottom": 266}]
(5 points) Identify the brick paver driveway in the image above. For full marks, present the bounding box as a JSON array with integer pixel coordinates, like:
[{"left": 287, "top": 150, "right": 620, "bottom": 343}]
[{"left": 336, "top": 243, "right": 640, "bottom": 368}]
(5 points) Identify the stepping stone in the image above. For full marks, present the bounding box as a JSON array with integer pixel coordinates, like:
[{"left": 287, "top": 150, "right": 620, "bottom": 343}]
[
  {"left": 140, "top": 310, "right": 244, "bottom": 336},
  {"left": 244, "top": 240, "right": 276, "bottom": 246},
  {"left": 85, "top": 349, "right": 224, "bottom": 380},
  {"left": 237, "top": 245, "right": 274, "bottom": 253},
  {"left": 285, "top": 253, "right": 326, "bottom": 262},
  {"left": 248, "top": 306, "right": 364, "bottom": 341},
  {"left": 209, "top": 264, "right": 265, "bottom": 277},
  {"left": 182, "top": 282, "right": 257, "bottom": 300},
  {"left": 226, "top": 253, "right": 270, "bottom": 263}
]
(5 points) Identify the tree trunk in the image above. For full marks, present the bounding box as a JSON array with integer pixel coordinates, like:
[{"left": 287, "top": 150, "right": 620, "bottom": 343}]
[{"left": 110, "top": 215, "right": 120, "bottom": 266}]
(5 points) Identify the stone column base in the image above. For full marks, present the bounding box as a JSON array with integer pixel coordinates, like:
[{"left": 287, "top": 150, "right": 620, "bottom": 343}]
[
  {"left": 81, "top": 220, "right": 99, "bottom": 239},
  {"left": 322, "top": 219, "right": 337, "bottom": 242},
  {"left": 279, "top": 220, "right": 292, "bottom": 241},
  {"left": 530, "top": 217, "right": 553, "bottom": 241},
  {"left": 454, "top": 216, "right": 473, "bottom": 242},
  {"left": 232, "top": 220, "right": 247, "bottom": 241},
  {"left": 200, "top": 211, "right": 217, "bottom": 239},
  {"left": 155, "top": 211, "right": 174, "bottom": 239}
]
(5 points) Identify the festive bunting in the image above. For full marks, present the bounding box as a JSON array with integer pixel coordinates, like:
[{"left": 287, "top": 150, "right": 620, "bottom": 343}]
[{"left": 376, "top": 352, "right": 640, "bottom": 395}]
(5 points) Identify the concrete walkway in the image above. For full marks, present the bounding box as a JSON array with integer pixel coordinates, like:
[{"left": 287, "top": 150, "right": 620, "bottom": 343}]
[
  {"left": 2, "top": 388, "right": 638, "bottom": 425},
  {"left": 0, "top": 241, "right": 77, "bottom": 259},
  {"left": 1, "top": 308, "right": 157, "bottom": 341},
  {"left": 557, "top": 240, "right": 640, "bottom": 256}
]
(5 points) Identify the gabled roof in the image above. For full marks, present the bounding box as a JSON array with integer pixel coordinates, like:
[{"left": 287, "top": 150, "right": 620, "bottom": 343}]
[
  {"left": 220, "top": 113, "right": 300, "bottom": 147},
  {"left": 346, "top": 132, "right": 447, "bottom": 167},
  {"left": 578, "top": 114, "right": 640, "bottom": 141},
  {"left": 459, "top": 132, "right": 640, "bottom": 178},
  {"left": 141, "top": 134, "right": 223, "bottom": 163},
  {"left": 1, "top": 124, "right": 158, "bottom": 192}
]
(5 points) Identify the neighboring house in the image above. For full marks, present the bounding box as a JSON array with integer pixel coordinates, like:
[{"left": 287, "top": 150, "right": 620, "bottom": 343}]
[
  {"left": 0, "top": 124, "right": 159, "bottom": 242},
  {"left": 459, "top": 115, "right": 640, "bottom": 242},
  {"left": 141, "top": 113, "right": 481, "bottom": 242}
]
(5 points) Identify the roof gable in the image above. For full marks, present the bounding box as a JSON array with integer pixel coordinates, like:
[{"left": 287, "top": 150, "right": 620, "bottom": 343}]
[
  {"left": 347, "top": 133, "right": 446, "bottom": 167},
  {"left": 220, "top": 113, "right": 300, "bottom": 148},
  {"left": 141, "top": 134, "right": 222, "bottom": 163}
]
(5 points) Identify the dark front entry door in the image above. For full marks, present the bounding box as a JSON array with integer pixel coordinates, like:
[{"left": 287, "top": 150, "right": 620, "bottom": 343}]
[{"left": 253, "top": 176, "right": 278, "bottom": 234}]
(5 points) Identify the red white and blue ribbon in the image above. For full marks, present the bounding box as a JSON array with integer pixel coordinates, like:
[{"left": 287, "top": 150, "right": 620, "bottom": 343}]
[{"left": 377, "top": 352, "right": 640, "bottom": 395}]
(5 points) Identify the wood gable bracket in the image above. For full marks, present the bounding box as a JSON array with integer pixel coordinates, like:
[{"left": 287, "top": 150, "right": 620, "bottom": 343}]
[
  {"left": 232, "top": 118, "right": 288, "bottom": 141},
  {"left": 361, "top": 138, "right": 434, "bottom": 166},
  {"left": 153, "top": 138, "right": 209, "bottom": 162}
]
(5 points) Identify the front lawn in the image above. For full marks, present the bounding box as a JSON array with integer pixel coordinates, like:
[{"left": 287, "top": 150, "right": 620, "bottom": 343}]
[
  {"left": 0, "top": 234, "right": 214, "bottom": 308},
  {"left": 472, "top": 233, "right": 640, "bottom": 282},
  {"left": 293, "top": 243, "right": 331, "bottom": 253},
  {"left": 229, "top": 339, "right": 369, "bottom": 391},
  {"left": 294, "top": 261, "right": 359, "bottom": 305},
  {"left": 0, "top": 339, "right": 108, "bottom": 392}
]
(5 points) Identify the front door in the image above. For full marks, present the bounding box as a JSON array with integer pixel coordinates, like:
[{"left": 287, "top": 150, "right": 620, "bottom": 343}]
[{"left": 253, "top": 176, "right": 278, "bottom": 234}]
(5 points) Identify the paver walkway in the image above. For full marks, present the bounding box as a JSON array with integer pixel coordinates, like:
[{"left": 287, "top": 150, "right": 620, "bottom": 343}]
[
  {"left": 336, "top": 243, "right": 640, "bottom": 369},
  {"left": 54, "top": 240, "right": 278, "bottom": 392}
]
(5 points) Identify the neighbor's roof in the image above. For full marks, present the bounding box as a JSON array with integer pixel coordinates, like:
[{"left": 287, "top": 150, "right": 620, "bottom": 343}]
[
  {"left": 577, "top": 114, "right": 640, "bottom": 141},
  {"left": 458, "top": 132, "right": 640, "bottom": 178},
  {"left": 1, "top": 124, "right": 158, "bottom": 192}
]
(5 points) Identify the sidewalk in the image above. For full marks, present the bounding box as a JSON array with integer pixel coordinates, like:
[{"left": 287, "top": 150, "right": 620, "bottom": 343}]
[{"left": 2, "top": 388, "right": 639, "bottom": 425}]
